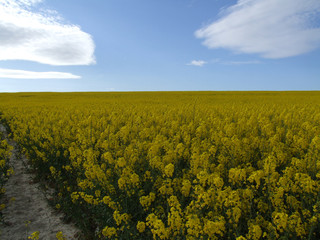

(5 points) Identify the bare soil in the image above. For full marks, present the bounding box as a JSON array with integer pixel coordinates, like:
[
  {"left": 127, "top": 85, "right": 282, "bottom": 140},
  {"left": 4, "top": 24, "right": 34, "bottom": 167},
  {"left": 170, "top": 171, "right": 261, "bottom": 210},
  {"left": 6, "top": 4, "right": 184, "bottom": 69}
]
[{"left": 0, "top": 124, "right": 82, "bottom": 240}]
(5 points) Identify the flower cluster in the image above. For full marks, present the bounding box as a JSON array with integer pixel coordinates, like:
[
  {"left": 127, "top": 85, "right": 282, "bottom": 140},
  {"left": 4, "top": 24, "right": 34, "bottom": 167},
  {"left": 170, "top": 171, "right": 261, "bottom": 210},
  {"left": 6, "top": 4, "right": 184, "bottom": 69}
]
[{"left": 0, "top": 131, "right": 13, "bottom": 220}]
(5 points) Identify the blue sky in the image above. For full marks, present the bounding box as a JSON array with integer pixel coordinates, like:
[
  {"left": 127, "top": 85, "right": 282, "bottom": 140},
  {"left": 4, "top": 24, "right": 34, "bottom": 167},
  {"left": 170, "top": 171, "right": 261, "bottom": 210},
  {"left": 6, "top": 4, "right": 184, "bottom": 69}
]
[{"left": 0, "top": 0, "right": 320, "bottom": 92}]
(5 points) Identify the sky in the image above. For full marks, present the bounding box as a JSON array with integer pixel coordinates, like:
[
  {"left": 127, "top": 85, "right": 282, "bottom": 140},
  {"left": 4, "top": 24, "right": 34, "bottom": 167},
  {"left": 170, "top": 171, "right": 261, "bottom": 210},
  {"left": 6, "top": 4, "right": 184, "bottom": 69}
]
[{"left": 0, "top": 0, "right": 320, "bottom": 92}]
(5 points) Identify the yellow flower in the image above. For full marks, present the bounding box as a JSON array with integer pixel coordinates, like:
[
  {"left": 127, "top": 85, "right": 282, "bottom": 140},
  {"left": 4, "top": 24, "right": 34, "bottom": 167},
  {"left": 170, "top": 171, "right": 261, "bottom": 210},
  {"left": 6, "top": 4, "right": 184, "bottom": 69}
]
[
  {"left": 118, "top": 177, "right": 126, "bottom": 190},
  {"left": 116, "top": 157, "right": 126, "bottom": 168},
  {"left": 102, "top": 226, "right": 117, "bottom": 238},
  {"left": 146, "top": 213, "right": 169, "bottom": 239},
  {"left": 236, "top": 236, "right": 247, "bottom": 240},
  {"left": 273, "top": 212, "right": 288, "bottom": 233},
  {"left": 50, "top": 166, "right": 56, "bottom": 176},
  {"left": 130, "top": 173, "right": 140, "bottom": 187},
  {"left": 140, "top": 192, "right": 156, "bottom": 209},
  {"left": 28, "top": 231, "right": 40, "bottom": 240},
  {"left": 95, "top": 190, "right": 101, "bottom": 197},
  {"left": 113, "top": 210, "right": 130, "bottom": 226},
  {"left": 56, "top": 231, "right": 66, "bottom": 240},
  {"left": 248, "top": 224, "right": 262, "bottom": 240},
  {"left": 164, "top": 163, "right": 174, "bottom": 178},
  {"left": 6, "top": 168, "right": 14, "bottom": 176},
  {"left": 137, "top": 221, "right": 146, "bottom": 233},
  {"left": 229, "top": 168, "right": 246, "bottom": 185},
  {"left": 186, "top": 215, "right": 202, "bottom": 238},
  {"left": 70, "top": 192, "right": 79, "bottom": 203},
  {"left": 181, "top": 179, "right": 191, "bottom": 197},
  {"left": 0, "top": 203, "right": 6, "bottom": 210},
  {"left": 203, "top": 217, "right": 226, "bottom": 237},
  {"left": 0, "top": 159, "right": 5, "bottom": 168}
]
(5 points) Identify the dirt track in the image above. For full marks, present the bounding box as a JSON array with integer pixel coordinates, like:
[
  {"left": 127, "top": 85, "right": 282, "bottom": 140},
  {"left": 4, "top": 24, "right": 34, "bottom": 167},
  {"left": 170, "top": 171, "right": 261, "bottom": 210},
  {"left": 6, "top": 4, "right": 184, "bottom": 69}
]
[{"left": 0, "top": 124, "right": 81, "bottom": 240}]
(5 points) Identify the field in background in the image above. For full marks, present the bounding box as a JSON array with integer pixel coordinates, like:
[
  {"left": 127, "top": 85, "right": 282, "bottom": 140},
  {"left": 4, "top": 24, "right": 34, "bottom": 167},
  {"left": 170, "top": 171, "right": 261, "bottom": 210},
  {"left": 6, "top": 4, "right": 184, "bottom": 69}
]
[{"left": 0, "top": 91, "right": 320, "bottom": 239}]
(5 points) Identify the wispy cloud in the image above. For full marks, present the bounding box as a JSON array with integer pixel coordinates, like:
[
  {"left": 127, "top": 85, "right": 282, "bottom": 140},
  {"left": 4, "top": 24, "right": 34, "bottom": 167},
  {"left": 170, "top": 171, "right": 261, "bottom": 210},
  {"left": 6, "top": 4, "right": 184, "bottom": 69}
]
[
  {"left": 195, "top": 0, "right": 320, "bottom": 59},
  {"left": 221, "top": 60, "right": 261, "bottom": 65},
  {"left": 187, "top": 60, "right": 207, "bottom": 66},
  {"left": 0, "top": 0, "right": 95, "bottom": 65},
  {"left": 0, "top": 68, "right": 81, "bottom": 79}
]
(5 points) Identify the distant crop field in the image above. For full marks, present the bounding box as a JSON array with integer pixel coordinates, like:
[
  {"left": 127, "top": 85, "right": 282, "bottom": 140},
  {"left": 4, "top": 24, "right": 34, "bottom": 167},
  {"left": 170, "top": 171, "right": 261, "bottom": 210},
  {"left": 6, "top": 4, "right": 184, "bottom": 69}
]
[{"left": 0, "top": 91, "right": 320, "bottom": 239}]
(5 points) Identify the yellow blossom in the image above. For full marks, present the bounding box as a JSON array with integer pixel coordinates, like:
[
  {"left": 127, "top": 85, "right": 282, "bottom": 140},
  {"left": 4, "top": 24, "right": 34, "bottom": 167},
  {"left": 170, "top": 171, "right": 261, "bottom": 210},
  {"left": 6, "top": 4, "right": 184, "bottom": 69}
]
[
  {"left": 164, "top": 163, "right": 174, "bottom": 178},
  {"left": 102, "top": 226, "right": 117, "bottom": 238},
  {"left": 28, "top": 231, "right": 40, "bottom": 240},
  {"left": 137, "top": 221, "right": 146, "bottom": 233}
]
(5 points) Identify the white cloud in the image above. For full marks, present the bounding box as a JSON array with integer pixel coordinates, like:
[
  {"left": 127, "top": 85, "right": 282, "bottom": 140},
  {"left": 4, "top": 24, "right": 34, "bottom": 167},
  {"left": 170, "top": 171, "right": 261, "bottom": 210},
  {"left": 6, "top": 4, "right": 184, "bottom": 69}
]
[
  {"left": 0, "top": 0, "right": 95, "bottom": 65},
  {"left": 187, "top": 60, "right": 207, "bottom": 66},
  {"left": 221, "top": 60, "right": 260, "bottom": 65},
  {"left": 0, "top": 68, "right": 81, "bottom": 79},
  {"left": 195, "top": 0, "right": 320, "bottom": 58}
]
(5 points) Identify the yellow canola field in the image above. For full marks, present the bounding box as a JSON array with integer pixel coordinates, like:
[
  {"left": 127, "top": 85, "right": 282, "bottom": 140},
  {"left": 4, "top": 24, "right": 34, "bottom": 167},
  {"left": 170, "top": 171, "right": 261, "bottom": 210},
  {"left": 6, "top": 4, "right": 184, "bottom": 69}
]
[
  {"left": 0, "top": 126, "right": 13, "bottom": 217},
  {"left": 0, "top": 91, "right": 320, "bottom": 239}
]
